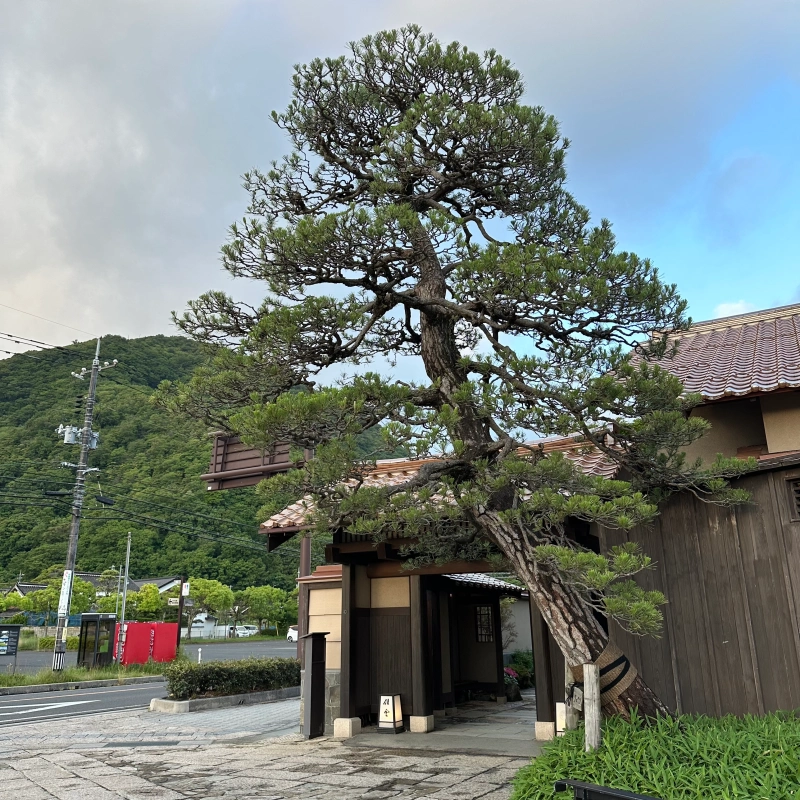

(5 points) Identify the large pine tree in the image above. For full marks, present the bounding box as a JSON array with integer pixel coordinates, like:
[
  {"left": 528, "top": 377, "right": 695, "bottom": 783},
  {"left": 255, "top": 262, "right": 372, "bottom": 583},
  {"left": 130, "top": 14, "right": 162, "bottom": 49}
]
[{"left": 165, "top": 26, "right": 749, "bottom": 718}]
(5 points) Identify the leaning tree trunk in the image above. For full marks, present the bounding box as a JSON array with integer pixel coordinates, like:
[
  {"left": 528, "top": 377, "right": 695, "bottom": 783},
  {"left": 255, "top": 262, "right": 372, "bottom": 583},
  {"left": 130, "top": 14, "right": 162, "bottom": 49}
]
[
  {"left": 479, "top": 510, "right": 672, "bottom": 720},
  {"left": 410, "top": 221, "right": 671, "bottom": 721}
]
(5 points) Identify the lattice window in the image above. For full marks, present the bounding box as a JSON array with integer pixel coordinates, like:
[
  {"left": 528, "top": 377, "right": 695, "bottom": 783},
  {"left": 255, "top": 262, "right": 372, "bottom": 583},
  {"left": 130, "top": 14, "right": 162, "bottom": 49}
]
[
  {"left": 789, "top": 479, "right": 800, "bottom": 520},
  {"left": 475, "top": 605, "right": 494, "bottom": 643}
]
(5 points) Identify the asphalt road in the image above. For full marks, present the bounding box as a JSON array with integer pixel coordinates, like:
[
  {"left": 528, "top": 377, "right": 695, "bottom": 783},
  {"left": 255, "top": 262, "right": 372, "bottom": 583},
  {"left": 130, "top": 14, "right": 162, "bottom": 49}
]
[
  {"left": 5, "top": 639, "right": 299, "bottom": 675},
  {"left": 0, "top": 684, "right": 167, "bottom": 726}
]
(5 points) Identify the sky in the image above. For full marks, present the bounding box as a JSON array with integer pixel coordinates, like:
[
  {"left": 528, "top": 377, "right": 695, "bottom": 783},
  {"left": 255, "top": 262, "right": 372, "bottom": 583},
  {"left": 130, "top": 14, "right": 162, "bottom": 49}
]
[{"left": 1, "top": 0, "right": 799, "bottom": 357}]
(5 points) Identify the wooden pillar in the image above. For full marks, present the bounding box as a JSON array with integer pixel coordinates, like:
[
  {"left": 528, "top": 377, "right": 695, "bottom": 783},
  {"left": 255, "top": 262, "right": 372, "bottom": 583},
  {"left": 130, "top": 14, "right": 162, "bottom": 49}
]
[
  {"left": 297, "top": 534, "right": 311, "bottom": 662},
  {"left": 493, "top": 595, "right": 506, "bottom": 700},
  {"left": 410, "top": 575, "right": 431, "bottom": 717},
  {"left": 529, "top": 593, "right": 555, "bottom": 722},
  {"left": 584, "top": 662, "right": 601, "bottom": 751},
  {"left": 426, "top": 588, "right": 444, "bottom": 711},
  {"left": 340, "top": 563, "right": 356, "bottom": 719}
]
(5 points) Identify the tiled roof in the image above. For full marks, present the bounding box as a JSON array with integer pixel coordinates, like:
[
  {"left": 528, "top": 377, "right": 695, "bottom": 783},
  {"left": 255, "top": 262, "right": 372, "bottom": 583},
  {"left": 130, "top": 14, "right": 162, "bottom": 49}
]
[
  {"left": 9, "top": 582, "right": 46, "bottom": 596},
  {"left": 261, "top": 438, "right": 617, "bottom": 531},
  {"left": 444, "top": 573, "right": 525, "bottom": 594},
  {"left": 656, "top": 303, "right": 800, "bottom": 401}
]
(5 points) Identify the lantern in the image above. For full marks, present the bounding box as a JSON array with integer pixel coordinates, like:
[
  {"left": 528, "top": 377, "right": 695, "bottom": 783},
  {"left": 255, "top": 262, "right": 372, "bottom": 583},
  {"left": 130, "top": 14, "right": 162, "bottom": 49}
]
[{"left": 378, "top": 694, "right": 404, "bottom": 733}]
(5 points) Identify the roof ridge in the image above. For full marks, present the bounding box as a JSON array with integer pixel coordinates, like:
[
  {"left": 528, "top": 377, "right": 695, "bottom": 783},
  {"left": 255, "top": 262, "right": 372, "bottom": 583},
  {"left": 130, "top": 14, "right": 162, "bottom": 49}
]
[{"left": 682, "top": 302, "right": 800, "bottom": 335}]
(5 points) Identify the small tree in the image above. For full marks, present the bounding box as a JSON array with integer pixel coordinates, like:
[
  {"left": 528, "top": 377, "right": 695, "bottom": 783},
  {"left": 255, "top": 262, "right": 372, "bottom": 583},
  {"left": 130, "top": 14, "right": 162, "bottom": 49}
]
[
  {"left": 242, "top": 585, "right": 288, "bottom": 634},
  {"left": 21, "top": 577, "right": 95, "bottom": 634},
  {"left": 164, "top": 27, "right": 751, "bottom": 718},
  {"left": 132, "top": 584, "right": 163, "bottom": 621},
  {"left": 188, "top": 577, "right": 234, "bottom": 636},
  {"left": 97, "top": 568, "right": 121, "bottom": 597},
  {"left": 229, "top": 591, "right": 251, "bottom": 631},
  {"left": 500, "top": 597, "right": 518, "bottom": 652}
]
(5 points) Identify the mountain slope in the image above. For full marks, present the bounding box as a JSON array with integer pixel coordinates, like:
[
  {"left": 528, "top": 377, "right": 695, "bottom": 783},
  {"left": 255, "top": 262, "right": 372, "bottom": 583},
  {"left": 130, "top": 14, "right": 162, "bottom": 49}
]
[{"left": 0, "top": 335, "right": 306, "bottom": 588}]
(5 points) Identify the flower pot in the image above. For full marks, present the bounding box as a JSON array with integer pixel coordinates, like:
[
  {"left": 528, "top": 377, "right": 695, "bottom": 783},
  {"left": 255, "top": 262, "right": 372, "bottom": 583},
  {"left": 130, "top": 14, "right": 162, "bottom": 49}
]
[{"left": 505, "top": 683, "right": 522, "bottom": 702}]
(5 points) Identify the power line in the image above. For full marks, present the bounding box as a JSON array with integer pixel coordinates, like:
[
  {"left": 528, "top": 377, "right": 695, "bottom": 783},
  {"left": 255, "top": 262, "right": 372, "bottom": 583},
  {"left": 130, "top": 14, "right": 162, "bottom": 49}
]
[
  {"left": 0, "top": 500, "right": 62, "bottom": 508},
  {"left": 98, "top": 372, "right": 153, "bottom": 397},
  {"left": 0, "top": 491, "right": 261, "bottom": 550},
  {"left": 82, "top": 507, "right": 268, "bottom": 554},
  {"left": 0, "top": 332, "right": 85, "bottom": 360},
  {"left": 103, "top": 505, "right": 262, "bottom": 547},
  {"left": 0, "top": 474, "right": 75, "bottom": 486},
  {"left": 115, "top": 495, "right": 259, "bottom": 530},
  {"left": 0, "top": 302, "right": 95, "bottom": 335},
  {"left": 0, "top": 347, "right": 42, "bottom": 360}
]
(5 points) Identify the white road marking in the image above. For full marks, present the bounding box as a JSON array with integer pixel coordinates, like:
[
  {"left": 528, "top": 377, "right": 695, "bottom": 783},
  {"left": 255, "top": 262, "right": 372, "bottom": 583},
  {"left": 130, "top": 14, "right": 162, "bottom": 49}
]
[{"left": 0, "top": 699, "right": 98, "bottom": 716}]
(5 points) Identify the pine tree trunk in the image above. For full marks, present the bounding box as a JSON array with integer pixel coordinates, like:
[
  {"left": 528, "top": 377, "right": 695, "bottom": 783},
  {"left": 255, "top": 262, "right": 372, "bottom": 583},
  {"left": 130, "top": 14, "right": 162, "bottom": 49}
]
[
  {"left": 411, "top": 222, "right": 671, "bottom": 722},
  {"left": 478, "top": 510, "right": 672, "bottom": 721}
]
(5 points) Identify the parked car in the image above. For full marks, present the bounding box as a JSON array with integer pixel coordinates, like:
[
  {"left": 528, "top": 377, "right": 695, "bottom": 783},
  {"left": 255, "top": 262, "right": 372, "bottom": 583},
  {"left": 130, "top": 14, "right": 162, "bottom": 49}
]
[
  {"left": 235, "top": 625, "right": 258, "bottom": 638},
  {"left": 286, "top": 625, "right": 298, "bottom": 642}
]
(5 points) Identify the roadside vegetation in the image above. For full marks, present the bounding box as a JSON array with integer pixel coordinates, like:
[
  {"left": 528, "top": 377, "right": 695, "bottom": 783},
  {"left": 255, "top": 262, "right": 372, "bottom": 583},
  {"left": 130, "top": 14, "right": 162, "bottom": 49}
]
[
  {"left": 0, "top": 661, "right": 165, "bottom": 688},
  {"left": 164, "top": 656, "right": 300, "bottom": 700},
  {"left": 512, "top": 712, "right": 800, "bottom": 800}
]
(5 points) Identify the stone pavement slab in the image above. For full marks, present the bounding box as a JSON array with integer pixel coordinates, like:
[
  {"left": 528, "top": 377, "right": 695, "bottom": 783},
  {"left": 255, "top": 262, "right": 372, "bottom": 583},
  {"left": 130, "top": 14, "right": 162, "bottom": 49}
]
[{"left": 0, "top": 700, "right": 529, "bottom": 799}]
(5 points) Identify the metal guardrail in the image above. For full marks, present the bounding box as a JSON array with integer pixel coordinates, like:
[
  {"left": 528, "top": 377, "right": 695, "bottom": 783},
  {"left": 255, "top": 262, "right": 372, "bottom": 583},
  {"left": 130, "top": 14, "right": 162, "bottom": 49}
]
[{"left": 554, "top": 779, "right": 662, "bottom": 800}]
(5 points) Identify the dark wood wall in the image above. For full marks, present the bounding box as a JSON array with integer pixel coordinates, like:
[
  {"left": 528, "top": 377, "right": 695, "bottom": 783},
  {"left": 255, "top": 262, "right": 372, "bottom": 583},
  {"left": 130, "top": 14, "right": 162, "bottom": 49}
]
[{"left": 600, "top": 463, "right": 800, "bottom": 715}]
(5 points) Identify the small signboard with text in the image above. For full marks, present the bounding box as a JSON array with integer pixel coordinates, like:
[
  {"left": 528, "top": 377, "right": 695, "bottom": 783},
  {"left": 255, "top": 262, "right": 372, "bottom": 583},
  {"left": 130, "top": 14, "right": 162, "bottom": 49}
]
[{"left": 0, "top": 624, "right": 22, "bottom": 657}]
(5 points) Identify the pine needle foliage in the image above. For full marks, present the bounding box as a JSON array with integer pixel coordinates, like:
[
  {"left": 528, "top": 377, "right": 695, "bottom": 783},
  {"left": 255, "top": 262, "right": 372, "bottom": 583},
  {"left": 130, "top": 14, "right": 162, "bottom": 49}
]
[{"left": 162, "top": 26, "right": 753, "bottom": 655}]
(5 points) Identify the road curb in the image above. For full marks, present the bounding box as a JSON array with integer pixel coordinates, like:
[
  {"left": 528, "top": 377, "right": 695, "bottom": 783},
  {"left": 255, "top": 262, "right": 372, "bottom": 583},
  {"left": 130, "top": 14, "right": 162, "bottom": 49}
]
[
  {"left": 0, "top": 675, "right": 165, "bottom": 696},
  {"left": 150, "top": 685, "right": 300, "bottom": 713}
]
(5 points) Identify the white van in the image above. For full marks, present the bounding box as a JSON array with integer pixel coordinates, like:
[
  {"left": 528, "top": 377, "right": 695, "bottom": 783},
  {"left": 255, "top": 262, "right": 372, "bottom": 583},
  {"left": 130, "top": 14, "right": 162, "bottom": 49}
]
[{"left": 235, "top": 624, "right": 259, "bottom": 638}]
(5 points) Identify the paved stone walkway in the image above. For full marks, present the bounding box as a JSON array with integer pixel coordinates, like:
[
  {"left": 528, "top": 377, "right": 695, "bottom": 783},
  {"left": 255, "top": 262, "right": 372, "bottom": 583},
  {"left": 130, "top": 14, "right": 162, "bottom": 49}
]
[{"left": 1, "top": 700, "right": 528, "bottom": 799}]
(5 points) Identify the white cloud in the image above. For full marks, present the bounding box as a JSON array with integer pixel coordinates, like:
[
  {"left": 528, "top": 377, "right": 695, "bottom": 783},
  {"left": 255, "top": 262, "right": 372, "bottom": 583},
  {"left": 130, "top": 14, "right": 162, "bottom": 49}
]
[
  {"left": 0, "top": 0, "right": 799, "bottom": 351},
  {"left": 713, "top": 301, "right": 758, "bottom": 318}
]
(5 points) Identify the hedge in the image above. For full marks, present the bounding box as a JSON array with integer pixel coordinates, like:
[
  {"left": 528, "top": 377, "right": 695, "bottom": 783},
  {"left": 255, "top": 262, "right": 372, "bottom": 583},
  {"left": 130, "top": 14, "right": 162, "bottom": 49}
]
[
  {"left": 511, "top": 711, "right": 800, "bottom": 800},
  {"left": 37, "top": 636, "right": 80, "bottom": 651},
  {"left": 163, "top": 657, "right": 300, "bottom": 700}
]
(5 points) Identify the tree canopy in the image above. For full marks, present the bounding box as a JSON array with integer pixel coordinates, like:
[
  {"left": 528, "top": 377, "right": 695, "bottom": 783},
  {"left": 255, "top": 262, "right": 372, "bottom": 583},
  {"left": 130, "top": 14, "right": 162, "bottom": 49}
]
[
  {"left": 0, "top": 334, "right": 315, "bottom": 589},
  {"left": 165, "top": 26, "right": 750, "bottom": 717}
]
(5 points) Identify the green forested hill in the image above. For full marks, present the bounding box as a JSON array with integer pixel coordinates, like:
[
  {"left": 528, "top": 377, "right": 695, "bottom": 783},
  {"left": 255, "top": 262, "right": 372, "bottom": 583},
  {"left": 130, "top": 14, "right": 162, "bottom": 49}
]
[{"left": 0, "top": 334, "right": 313, "bottom": 589}]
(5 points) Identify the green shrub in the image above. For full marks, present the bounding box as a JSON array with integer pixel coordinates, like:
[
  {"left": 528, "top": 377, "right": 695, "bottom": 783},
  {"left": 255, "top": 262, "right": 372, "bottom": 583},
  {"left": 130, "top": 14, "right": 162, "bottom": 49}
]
[
  {"left": 511, "top": 712, "right": 800, "bottom": 800},
  {"left": 509, "top": 650, "right": 534, "bottom": 689},
  {"left": 163, "top": 657, "right": 300, "bottom": 700},
  {"left": 35, "top": 636, "right": 79, "bottom": 651},
  {"left": 4, "top": 612, "right": 27, "bottom": 625}
]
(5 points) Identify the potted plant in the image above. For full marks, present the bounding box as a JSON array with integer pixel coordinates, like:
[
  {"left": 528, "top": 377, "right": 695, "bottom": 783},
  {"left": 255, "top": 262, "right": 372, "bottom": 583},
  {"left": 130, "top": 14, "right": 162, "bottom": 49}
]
[{"left": 504, "top": 667, "right": 522, "bottom": 702}]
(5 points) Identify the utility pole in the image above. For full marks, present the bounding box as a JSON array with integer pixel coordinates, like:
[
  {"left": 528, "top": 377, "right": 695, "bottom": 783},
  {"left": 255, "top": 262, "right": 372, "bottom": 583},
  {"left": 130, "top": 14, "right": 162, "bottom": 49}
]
[
  {"left": 116, "top": 532, "right": 131, "bottom": 665},
  {"left": 52, "top": 338, "right": 117, "bottom": 670}
]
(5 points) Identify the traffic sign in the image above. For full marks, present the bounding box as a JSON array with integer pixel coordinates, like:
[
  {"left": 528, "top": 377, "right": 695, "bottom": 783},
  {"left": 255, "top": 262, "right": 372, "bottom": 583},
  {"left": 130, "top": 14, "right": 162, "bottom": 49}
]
[{"left": 167, "top": 597, "right": 180, "bottom": 607}]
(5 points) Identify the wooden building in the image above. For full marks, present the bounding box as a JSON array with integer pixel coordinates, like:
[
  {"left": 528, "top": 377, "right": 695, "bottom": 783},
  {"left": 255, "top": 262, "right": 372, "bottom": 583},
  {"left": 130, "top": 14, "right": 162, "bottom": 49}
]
[{"left": 203, "top": 302, "right": 800, "bottom": 733}]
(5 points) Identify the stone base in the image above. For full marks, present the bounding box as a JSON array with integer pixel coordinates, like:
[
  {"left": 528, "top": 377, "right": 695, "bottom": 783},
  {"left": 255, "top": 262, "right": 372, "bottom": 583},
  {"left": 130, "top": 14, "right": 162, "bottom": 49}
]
[
  {"left": 150, "top": 685, "right": 300, "bottom": 714},
  {"left": 535, "top": 721, "right": 556, "bottom": 741},
  {"left": 299, "top": 668, "right": 341, "bottom": 736},
  {"left": 333, "top": 717, "right": 362, "bottom": 738},
  {"left": 409, "top": 714, "right": 435, "bottom": 733},
  {"left": 496, "top": 695, "right": 507, "bottom": 704}
]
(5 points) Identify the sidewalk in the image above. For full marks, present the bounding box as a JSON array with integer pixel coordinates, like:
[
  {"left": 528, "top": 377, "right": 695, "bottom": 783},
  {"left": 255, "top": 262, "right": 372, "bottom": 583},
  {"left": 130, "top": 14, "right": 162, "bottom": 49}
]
[
  {"left": 1, "top": 699, "right": 529, "bottom": 799},
  {"left": 352, "top": 696, "right": 541, "bottom": 758}
]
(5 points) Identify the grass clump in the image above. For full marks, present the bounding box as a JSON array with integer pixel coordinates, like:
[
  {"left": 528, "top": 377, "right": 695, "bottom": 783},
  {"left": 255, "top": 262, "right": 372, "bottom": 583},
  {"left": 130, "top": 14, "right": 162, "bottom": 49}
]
[
  {"left": 512, "top": 712, "right": 800, "bottom": 800},
  {"left": 0, "top": 661, "right": 166, "bottom": 687}
]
